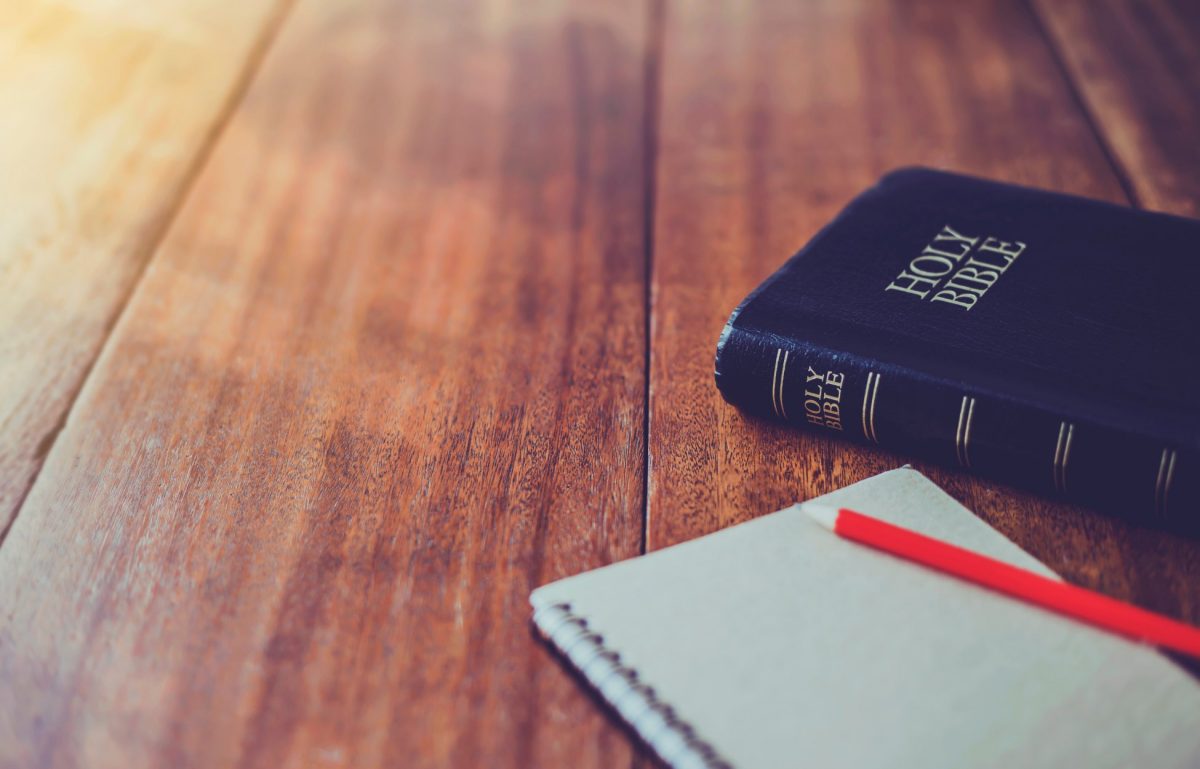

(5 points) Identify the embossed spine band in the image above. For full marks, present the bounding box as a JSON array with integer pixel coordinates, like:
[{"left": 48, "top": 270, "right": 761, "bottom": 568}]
[{"left": 714, "top": 323, "right": 1194, "bottom": 530}]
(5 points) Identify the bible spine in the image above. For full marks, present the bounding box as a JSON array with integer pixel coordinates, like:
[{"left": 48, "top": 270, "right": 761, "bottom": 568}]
[{"left": 715, "top": 323, "right": 1194, "bottom": 530}]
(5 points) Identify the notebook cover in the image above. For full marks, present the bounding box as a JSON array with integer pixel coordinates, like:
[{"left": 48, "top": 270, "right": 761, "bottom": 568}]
[{"left": 531, "top": 468, "right": 1200, "bottom": 769}]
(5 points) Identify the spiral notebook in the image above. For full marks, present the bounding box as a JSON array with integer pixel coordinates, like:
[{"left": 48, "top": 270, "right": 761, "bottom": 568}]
[{"left": 530, "top": 468, "right": 1200, "bottom": 769}]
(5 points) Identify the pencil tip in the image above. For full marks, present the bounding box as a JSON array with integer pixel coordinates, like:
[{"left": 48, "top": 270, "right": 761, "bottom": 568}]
[{"left": 801, "top": 503, "right": 840, "bottom": 531}]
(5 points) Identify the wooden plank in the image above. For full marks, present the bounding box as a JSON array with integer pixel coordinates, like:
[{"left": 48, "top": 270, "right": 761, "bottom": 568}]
[
  {"left": 648, "top": 0, "right": 1200, "bottom": 633},
  {"left": 0, "top": 0, "right": 288, "bottom": 535},
  {"left": 0, "top": 1, "right": 650, "bottom": 767},
  {"left": 1033, "top": 0, "right": 1200, "bottom": 217}
]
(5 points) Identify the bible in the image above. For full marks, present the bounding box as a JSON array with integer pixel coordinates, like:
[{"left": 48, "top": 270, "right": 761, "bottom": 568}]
[{"left": 715, "top": 168, "right": 1199, "bottom": 529}]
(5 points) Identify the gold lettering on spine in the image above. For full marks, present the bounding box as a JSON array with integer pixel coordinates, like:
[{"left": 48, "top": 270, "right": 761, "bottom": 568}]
[
  {"left": 803, "top": 365, "right": 845, "bottom": 431},
  {"left": 1155, "top": 449, "right": 1178, "bottom": 519},
  {"left": 1053, "top": 422, "right": 1075, "bottom": 493},
  {"left": 955, "top": 396, "right": 976, "bottom": 468}
]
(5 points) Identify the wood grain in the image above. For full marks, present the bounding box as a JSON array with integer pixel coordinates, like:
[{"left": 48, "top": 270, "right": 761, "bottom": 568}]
[
  {"left": 4, "top": 0, "right": 1200, "bottom": 766},
  {"left": 1034, "top": 0, "right": 1200, "bottom": 217},
  {"left": 0, "top": 0, "right": 288, "bottom": 535},
  {"left": 0, "top": 1, "right": 650, "bottom": 767},
  {"left": 647, "top": 0, "right": 1200, "bottom": 633}
]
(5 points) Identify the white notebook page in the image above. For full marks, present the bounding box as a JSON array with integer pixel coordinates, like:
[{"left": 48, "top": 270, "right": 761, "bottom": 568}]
[{"left": 531, "top": 468, "right": 1200, "bottom": 769}]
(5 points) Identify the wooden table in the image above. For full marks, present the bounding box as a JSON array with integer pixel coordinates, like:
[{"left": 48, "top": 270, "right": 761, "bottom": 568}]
[{"left": 1, "top": 1, "right": 1198, "bottom": 766}]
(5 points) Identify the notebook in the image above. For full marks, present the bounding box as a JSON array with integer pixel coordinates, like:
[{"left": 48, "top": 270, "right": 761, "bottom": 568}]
[{"left": 530, "top": 468, "right": 1200, "bottom": 769}]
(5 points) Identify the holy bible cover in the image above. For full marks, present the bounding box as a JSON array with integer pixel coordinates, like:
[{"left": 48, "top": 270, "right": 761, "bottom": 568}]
[{"left": 716, "top": 168, "right": 1198, "bottom": 528}]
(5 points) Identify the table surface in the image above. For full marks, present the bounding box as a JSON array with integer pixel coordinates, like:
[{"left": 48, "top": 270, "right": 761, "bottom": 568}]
[{"left": 1, "top": 1, "right": 1198, "bottom": 767}]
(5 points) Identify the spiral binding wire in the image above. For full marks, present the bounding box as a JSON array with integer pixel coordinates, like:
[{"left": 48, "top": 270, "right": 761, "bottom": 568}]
[{"left": 531, "top": 602, "right": 733, "bottom": 769}]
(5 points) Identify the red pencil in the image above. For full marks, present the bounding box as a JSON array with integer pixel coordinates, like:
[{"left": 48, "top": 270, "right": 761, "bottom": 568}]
[{"left": 802, "top": 504, "right": 1200, "bottom": 659}]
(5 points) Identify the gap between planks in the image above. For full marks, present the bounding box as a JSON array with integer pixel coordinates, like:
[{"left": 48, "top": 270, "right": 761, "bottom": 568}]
[
  {"left": 1024, "top": 0, "right": 1143, "bottom": 209},
  {"left": 639, "top": 0, "right": 667, "bottom": 562},
  {"left": 0, "top": 0, "right": 300, "bottom": 550}
]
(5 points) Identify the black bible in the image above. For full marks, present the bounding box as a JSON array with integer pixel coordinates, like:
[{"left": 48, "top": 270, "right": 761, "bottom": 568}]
[{"left": 715, "top": 168, "right": 1199, "bottom": 530}]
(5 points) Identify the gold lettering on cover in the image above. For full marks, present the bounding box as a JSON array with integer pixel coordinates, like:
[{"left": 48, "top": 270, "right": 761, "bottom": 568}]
[
  {"left": 955, "top": 396, "right": 976, "bottom": 468},
  {"left": 885, "top": 271, "right": 939, "bottom": 299},
  {"left": 943, "top": 265, "right": 1001, "bottom": 294},
  {"left": 977, "top": 236, "right": 1026, "bottom": 263},
  {"left": 909, "top": 254, "right": 958, "bottom": 278},
  {"left": 930, "top": 288, "right": 979, "bottom": 310},
  {"left": 886, "top": 225, "right": 1025, "bottom": 310},
  {"left": 965, "top": 251, "right": 1015, "bottom": 275},
  {"left": 922, "top": 244, "right": 973, "bottom": 261},
  {"left": 934, "top": 224, "right": 981, "bottom": 250}
]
